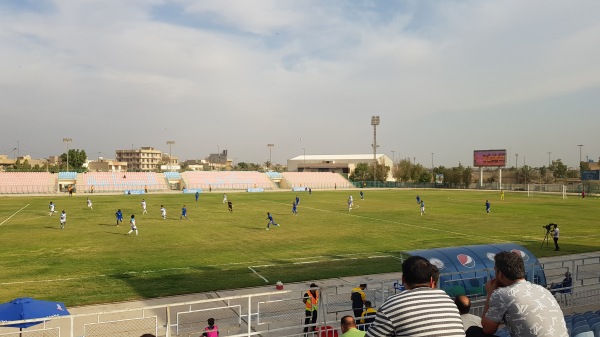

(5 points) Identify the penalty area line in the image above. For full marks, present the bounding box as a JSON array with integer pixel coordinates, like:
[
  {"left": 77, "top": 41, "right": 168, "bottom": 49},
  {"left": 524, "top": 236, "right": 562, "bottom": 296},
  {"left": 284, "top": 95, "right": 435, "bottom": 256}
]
[
  {"left": 248, "top": 267, "right": 269, "bottom": 283},
  {"left": 0, "top": 204, "right": 29, "bottom": 226}
]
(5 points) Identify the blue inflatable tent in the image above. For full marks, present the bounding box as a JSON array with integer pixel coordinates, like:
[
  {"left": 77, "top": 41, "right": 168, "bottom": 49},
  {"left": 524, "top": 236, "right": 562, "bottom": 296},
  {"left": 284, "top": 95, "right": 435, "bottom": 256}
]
[{"left": 407, "top": 243, "right": 546, "bottom": 297}]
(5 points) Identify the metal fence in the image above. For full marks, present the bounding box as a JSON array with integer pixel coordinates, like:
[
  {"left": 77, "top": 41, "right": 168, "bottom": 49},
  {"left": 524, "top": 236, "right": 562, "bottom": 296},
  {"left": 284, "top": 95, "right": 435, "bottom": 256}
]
[{"left": 2, "top": 257, "right": 599, "bottom": 337}]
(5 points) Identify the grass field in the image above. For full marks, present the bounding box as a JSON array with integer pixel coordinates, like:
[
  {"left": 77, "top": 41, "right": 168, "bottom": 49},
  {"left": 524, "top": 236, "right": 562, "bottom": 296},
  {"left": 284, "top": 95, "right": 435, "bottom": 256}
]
[{"left": 1, "top": 189, "right": 598, "bottom": 306}]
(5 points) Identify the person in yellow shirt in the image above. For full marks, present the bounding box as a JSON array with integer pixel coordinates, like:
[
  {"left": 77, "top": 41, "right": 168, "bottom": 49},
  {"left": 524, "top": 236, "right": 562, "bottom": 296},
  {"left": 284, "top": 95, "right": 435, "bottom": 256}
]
[
  {"left": 351, "top": 284, "right": 367, "bottom": 319},
  {"left": 360, "top": 301, "right": 377, "bottom": 331}
]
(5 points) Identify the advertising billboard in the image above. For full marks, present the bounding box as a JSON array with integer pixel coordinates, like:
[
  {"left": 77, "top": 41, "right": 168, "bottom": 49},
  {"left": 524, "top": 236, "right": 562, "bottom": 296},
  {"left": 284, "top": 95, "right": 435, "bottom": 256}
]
[{"left": 474, "top": 150, "right": 507, "bottom": 167}]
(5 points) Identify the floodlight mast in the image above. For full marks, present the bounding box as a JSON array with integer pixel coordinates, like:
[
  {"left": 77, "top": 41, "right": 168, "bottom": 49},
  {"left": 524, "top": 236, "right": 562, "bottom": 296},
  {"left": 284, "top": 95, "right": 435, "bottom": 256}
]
[
  {"left": 167, "top": 141, "right": 175, "bottom": 171},
  {"left": 62, "top": 138, "right": 72, "bottom": 172},
  {"left": 371, "top": 116, "right": 380, "bottom": 182}
]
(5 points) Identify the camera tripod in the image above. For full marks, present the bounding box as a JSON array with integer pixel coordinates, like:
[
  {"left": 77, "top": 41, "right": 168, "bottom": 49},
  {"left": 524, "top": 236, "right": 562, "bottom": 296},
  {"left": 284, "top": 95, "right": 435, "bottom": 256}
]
[{"left": 541, "top": 228, "right": 551, "bottom": 248}]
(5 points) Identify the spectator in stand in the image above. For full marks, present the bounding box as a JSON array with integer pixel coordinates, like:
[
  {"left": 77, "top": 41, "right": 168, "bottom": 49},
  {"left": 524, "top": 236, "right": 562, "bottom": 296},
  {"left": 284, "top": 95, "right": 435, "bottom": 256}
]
[
  {"left": 351, "top": 284, "right": 367, "bottom": 319},
  {"left": 550, "top": 271, "right": 573, "bottom": 294},
  {"left": 340, "top": 315, "right": 366, "bottom": 337},
  {"left": 468, "top": 251, "right": 568, "bottom": 337},
  {"left": 360, "top": 301, "right": 377, "bottom": 331},
  {"left": 202, "top": 317, "right": 219, "bottom": 337},
  {"left": 303, "top": 283, "right": 319, "bottom": 333},
  {"left": 454, "top": 295, "right": 482, "bottom": 331},
  {"left": 366, "top": 256, "right": 464, "bottom": 336}
]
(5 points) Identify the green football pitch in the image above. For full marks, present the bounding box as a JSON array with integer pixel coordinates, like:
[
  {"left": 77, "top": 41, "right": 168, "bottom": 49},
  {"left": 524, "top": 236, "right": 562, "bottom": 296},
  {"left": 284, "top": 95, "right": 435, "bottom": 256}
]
[{"left": 0, "top": 189, "right": 598, "bottom": 306}]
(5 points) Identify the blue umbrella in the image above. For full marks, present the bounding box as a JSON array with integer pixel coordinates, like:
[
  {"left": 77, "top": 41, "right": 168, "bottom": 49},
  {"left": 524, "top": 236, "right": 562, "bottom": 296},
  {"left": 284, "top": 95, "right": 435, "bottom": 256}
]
[{"left": 0, "top": 297, "right": 70, "bottom": 329}]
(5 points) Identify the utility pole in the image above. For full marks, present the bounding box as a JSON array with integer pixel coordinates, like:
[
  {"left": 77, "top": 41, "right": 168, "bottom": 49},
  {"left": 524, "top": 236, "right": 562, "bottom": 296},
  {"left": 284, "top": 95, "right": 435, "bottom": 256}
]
[
  {"left": 167, "top": 141, "right": 175, "bottom": 171},
  {"left": 267, "top": 144, "right": 274, "bottom": 170}
]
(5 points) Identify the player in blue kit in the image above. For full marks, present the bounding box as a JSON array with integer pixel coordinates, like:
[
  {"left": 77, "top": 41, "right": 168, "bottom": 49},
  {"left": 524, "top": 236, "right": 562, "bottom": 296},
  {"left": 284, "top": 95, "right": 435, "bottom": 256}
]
[
  {"left": 292, "top": 202, "right": 298, "bottom": 215},
  {"left": 486, "top": 200, "right": 491, "bottom": 214},
  {"left": 295, "top": 195, "right": 300, "bottom": 205},
  {"left": 266, "top": 212, "right": 280, "bottom": 230},
  {"left": 180, "top": 205, "right": 188, "bottom": 220},
  {"left": 115, "top": 209, "right": 123, "bottom": 226}
]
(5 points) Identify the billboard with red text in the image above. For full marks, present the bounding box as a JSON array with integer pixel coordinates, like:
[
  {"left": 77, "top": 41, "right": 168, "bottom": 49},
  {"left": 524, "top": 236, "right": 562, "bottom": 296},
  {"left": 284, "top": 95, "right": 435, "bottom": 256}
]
[{"left": 473, "top": 150, "right": 506, "bottom": 167}]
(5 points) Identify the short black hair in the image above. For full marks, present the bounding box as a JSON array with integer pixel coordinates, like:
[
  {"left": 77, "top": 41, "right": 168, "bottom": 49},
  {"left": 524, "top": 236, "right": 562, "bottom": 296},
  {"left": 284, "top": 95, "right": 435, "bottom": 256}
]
[
  {"left": 494, "top": 251, "right": 525, "bottom": 280},
  {"left": 207, "top": 318, "right": 215, "bottom": 326},
  {"left": 402, "top": 255, "right": 439, "bottom": 286}
]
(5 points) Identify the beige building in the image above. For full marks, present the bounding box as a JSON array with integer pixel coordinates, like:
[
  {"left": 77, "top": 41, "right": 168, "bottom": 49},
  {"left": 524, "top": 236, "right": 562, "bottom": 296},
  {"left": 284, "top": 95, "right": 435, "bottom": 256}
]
[
  {"left": 115, "top": 147, "right": 164, "bottom": 172},
  {"left": 87, "top": 158, "right": 128, "bottom": 172}
]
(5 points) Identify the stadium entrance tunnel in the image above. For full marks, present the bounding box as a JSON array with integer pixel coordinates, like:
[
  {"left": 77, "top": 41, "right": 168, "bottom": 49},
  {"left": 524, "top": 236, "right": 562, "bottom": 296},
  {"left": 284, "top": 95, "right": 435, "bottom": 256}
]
[{"left": 407, "top": 243, "right": 546, "bottom": 298}]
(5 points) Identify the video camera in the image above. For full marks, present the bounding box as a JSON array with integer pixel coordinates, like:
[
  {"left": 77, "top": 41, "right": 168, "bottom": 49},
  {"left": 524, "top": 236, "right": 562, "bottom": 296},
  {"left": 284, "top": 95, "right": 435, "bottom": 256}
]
[{"left": 542, "top": 223, "right": 557, "bottom": 232}]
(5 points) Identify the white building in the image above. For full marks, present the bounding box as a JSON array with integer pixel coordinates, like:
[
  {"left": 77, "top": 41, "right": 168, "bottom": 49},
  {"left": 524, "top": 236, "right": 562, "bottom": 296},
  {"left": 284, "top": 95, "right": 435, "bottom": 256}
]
[{"left": 287, "top": 154, "right": 394, "bottom": 181}]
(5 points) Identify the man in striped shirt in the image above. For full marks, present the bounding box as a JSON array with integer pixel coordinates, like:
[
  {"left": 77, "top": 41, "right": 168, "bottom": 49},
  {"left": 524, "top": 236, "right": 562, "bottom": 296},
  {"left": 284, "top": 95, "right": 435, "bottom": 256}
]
[{"left": 366, "top": 256, "right": 465, "bottom": 337}]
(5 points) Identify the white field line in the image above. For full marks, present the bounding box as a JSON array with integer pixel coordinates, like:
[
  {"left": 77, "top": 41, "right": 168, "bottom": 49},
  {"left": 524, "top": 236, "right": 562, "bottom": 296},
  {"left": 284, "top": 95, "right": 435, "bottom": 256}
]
[
  {"left": 1, "top": 253, "right": 403, "bottom": 286},
  {"left": 0, "top": 204, "right": 29, "bottom": 226},
  {"left": 248, "top": 267, "right": 269, "bottom": 283}
]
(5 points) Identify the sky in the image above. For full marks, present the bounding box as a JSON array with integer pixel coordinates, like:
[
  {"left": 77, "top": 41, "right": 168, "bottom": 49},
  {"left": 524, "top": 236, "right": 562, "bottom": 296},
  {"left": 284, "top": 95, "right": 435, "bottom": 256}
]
[{"left": 1, "top": 0, "right": 599, "bottom": 169}]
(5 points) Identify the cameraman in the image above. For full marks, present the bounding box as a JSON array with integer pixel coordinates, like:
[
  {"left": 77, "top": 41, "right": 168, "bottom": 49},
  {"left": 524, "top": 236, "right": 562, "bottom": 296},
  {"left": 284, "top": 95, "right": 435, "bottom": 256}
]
[{"left": 552, "top": 224, "right": 560, "bottom": 251}]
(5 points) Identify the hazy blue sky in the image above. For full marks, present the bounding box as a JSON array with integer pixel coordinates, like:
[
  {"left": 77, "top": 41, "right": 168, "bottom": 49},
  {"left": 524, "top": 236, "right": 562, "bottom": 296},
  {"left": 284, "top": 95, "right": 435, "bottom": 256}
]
[{"left": 1, "top": 0, "right": 599, "bottom": 168}]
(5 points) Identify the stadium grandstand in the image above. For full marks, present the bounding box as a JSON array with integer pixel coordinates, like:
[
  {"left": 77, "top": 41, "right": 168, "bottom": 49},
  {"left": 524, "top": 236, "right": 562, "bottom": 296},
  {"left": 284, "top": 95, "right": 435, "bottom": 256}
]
[
  {"left": 0, "top": 172, "right": 55, "bottom": 194},
  {"left": 280, "top": 172, "right": 354, "bottom": 190},
  {"left": 75, "top": 172, "right": 169, "bottom": 193},
  {"left": 180, "top": 171, "right": 277, "bottom": 191},
  {"left": 1, "top": 246, "right": 598, "bottom": 336}
]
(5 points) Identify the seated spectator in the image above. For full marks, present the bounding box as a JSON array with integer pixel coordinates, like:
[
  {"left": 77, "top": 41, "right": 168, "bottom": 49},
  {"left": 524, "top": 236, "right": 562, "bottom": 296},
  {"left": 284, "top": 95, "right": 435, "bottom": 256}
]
[
  {"left": 468, "top": 251, "right": 569, "bottom": 337},
  {"left": 360, "top": 301, "right": 377, "bottom": 331},
  {"left": 366, "top": 256, "right": 465, "bottom": 336},
  {"left": 454, "top": 295, "right": 482, "bottom": 331},
  {"left": 550, "top": 271, "right": 572, "bottom": 294},
  {"left": 341, "top": 315, "right": 366, "bottom": 337}
]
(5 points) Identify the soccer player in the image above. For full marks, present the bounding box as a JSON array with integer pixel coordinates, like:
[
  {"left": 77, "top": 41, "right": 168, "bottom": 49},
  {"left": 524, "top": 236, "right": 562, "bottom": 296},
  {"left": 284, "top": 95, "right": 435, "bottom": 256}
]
[
  {"left": 486, "top": 200, "right": 491, "bottom": 214},
  {"left": 127, "top": 214, "right": 138, "bottom": 235},
  {"left": 160, "top": 205, "right": 167, "bottom": 219},
  {"left": 295, "top": 195, "right": 300, "bottom": 206},
  {"left": 500, "top": 190, "right": 505, "bottom": 200},
  {"left": 348, "top": 196, "right": 353, "bottom": 212},
  {"left": 360, "top": 191, "right": 364, "bottom": 201},
  {"left": 227, "top": 201, "right": 233, "bottom": 212},
  {"left": 87, "top": 198, "right": 93, "bottom": 210},
  {"left": 180, "top": 205, "right": 188, "bottom": 220},
  {"left": 59, "top": 210, "right": 67, "bottom": 229},
  {"left": 141, "top": 199, "right": 148, "bottom": 214},
  {"left": 420, "top": 200, "right": 426, "bottom": 216},
  {"left": 115, "top": 209, "right": 123, "bottom": 226},
  {"left": 48, "top": 201, "right": 56, "bottom": 216},
  {"left": 223, "top": 193, "right": 227, "bottom": 203},
  {"left": 266, "top": 212, "right": 280, "bottom": 230},
  {"left": 416, "top": 195, "right": 420, "bottom": 204},
  {"left": 292, "top": 202, "right": 297, "bottom": 215},
  {"left": 195, "top": 191, "right": 199, "bottom": 202}
]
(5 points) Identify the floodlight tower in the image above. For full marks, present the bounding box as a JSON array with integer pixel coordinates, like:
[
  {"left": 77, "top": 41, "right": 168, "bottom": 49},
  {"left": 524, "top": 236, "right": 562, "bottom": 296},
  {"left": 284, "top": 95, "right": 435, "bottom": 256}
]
[
  {"left": 267, "top": 144, "right": 274, "bottom": 170},
  {"left": 63, "top": 138, "right": 72, "bottom": 172},
  {"left": 167, "top": 141, "right": 175, "bottom": 171},
  {"left": 578, "top": 144, "right": 584, "bottom": 169},
  {"left": 371, "top": 116, "right": 380, "bottom": 181}
]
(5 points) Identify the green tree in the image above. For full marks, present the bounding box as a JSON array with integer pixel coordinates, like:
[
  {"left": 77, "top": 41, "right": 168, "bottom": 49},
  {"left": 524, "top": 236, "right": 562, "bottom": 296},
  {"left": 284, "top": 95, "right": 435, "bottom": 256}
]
[
  {"left": 395, "top": 158, "right": 413, "bottom": 182},
  {"left": 550, "top": 159, "right": 568, "bottom": 178},
  {"left": 349, "top": 162, "right": 371, "bottom": 181},
  {"left": 60, "top": 149, "right": 87, "bottom": 170},
  {"left": 417, "top": 170, "right": 432, "bottom": 183}
]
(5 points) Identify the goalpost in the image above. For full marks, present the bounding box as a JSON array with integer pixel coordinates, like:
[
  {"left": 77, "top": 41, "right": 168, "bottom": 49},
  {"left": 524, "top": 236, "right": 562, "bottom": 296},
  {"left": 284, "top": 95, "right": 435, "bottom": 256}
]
[{"left": 526, "top": 184, "right": 567, "bottom": 198}]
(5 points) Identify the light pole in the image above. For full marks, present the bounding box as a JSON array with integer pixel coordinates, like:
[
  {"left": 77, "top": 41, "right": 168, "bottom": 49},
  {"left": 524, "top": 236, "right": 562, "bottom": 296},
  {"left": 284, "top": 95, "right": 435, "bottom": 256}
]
[
  {"left": 515, "top": 153, "right": 518, "bottom": 170},
  {"left": 577, "top": 144, "right": 584, "bottom": 169},
  {"left": 167, "top": 141, "right": 175, "bottom": 171},
  {"left": 547, "top": 152, "right": 551, "bottom": 167},
  {"left": 302, "top": 148, "right": 306, "bottom": 172},
  {"left": 391, "top": 150, "right": 395, "bottom": 164},
  {"left": 371, "top": 116, "right": 380, "bottom": 181},
  {"left": 267, "top": 144, "right": 274, "bottom": 170},
  {"left": 62, "top": 138, "right": 72, "bottom": 172},
  {"left": 431, "top": 153, "right": 435, "bottom": 182}
]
